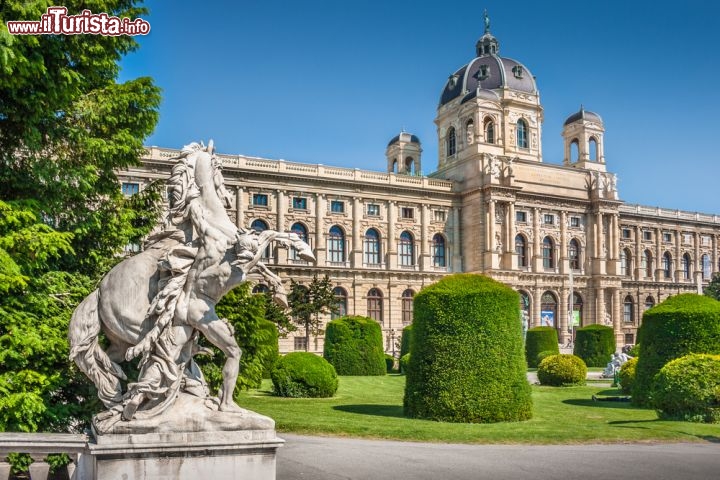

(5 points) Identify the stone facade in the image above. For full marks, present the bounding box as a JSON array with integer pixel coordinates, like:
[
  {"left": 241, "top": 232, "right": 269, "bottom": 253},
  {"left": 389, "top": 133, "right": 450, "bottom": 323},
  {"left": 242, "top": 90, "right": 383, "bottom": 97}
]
[{"left": 118, "top": 26, "right": 720, "bottom": 354}]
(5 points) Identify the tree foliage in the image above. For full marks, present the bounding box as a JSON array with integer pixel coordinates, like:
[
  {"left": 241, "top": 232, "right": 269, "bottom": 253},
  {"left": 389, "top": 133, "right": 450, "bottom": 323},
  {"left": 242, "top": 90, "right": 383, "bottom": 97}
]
[
  {"left": 0, "top": 0, "right": 161, "bottom": 432},
  {"left": 288, "top": 274, "right": 337, "bottom": 351},
  {"left": 704, "top": 273, "right": 720, "bottom": 302}
]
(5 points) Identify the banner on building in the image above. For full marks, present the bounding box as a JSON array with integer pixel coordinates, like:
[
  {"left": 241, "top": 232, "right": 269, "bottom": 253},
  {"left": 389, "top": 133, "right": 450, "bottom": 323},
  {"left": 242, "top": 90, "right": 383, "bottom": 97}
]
[
  {"left": 571, "top": 310, "right": 581, "bottom": 327},
  {"left": 541, "top": 310, "right": 555, "bottom": 327}
]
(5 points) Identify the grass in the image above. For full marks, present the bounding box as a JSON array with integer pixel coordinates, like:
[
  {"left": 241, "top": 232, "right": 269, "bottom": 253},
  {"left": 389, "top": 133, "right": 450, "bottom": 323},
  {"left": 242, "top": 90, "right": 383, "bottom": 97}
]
[{"left": 236, "top": 375, "right": 720, "bottom": 444}]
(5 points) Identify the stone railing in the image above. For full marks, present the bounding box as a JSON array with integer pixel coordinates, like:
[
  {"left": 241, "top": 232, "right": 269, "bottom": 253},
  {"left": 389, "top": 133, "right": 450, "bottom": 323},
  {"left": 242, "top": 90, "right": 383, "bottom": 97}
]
[
  {"left": 0, "top": 433, "right": 91, "bottom": 480},
  {"left": 619, "top": 203, "right": 720, "bottom": 224}
]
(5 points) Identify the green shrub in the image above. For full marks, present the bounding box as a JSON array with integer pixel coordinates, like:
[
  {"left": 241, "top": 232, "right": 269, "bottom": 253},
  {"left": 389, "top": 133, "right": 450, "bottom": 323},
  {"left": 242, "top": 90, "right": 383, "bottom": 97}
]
[
  {"left": 323, "top": 316, "right": 386, "bottom": 376},
  {"left": 399, "top": 353, "right": 411, "bottom": 374},
  {"left": 400, "top": 324, "right": 413, "bottom": 358},
  {"left": 536, "top": 350, "right": 555, "bottom": 365},
  {"left": 537, "top": 354, "right": 587, "bottom": 386},
  {"left": 385, "top": 354, "right": 396, "bottom": 373},
  {"left": 626, "top": 344, "right": 640, "bottom": 357},
  {"left": 653, "top": 354, "right": 720, "bottom": 423},
  {"left": 404, "top": 274, "right": 532, "bottom": 423},
  {"left": 619, "top": 357, "right": 638, "bottom": 394},
  {"left": 573, "top": 324, "right": 615, "bottom": 367},
  {"left": 525, "top": 327, "right": 559, "bottom": 368},
  {"left": 633, "top": 294, "right": 720, "bottom": 406},
  {"left": 271, "top": 352, "right": 338, "bottom": 398}
]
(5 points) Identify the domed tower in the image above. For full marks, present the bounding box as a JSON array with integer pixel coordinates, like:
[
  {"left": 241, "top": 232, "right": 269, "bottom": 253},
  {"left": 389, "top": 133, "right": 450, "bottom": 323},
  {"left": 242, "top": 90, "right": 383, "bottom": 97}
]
[
  {"left": 386, "top": 131, "right": 422, "bottom": 175},
  {"left": 562, "top": 105, "right": 605, "bottom": 171},
  {"left": 435, "top": 11, "right": 542, "bottom": 171}
]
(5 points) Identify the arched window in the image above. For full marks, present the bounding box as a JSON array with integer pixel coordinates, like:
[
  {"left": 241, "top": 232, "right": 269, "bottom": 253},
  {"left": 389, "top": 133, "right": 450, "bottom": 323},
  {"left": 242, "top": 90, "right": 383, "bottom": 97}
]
[
  {"left": 391, "top": 158, "right": 398, "bottom": 174},
  {"left": 252, "top": 284, "right": 269, "bottom": 294},
  {"left": 432, "top": 233, "right": 446, "bottom": 267},
  {"left": 465, "top": 119, "right": 474, "bottom": 145},
  {"left": 289, "top": 222, "right": 308, "bottom": 261},
  {"left": 399, "top": 231, "right": 415, "bottom": 266},
  {"left": 251, "top": 219, "right": 270, "bottom": 259},
  {"left": 401, "top": 289, "right": 415, "bottom": 326},
  {"left": 542, "top": 236, "right": 554, "bottom": 269},
  {"left": 623, "top": 295, "right": 634, "bottom": 323},
  {"left": 570, "top": 139, "right": 579, "bottom": 162},
  {"left": 663, "top": 252, "right": 672, "bottom": 279},
  {"left": 570, "top": 292, "right": 583, "bottom": 326},
  {"left": 621, "top": 248, "right": 632, "bottom": 276},
  {"left": 332, "top": 287, "right": 347, "bottom": 320},
  {"left": 364, "top": 228, "right": 381, "bottom": 265},
  {"left": 589, "top": 137, "right": 598, "bottom": 161},
  {"left": 702, "top": 254, "right": 712, "bottom": 280},
  {"left": 328, "top": 225, "right": 345, "bottom": 263},
  {"left": 516, "top": 119, "right": 528, "bottom": 149},
  {"left": 645, "top": 296, "right": 655, "bottom": 311},
  {"left": 515, "top": 234, "right": 527, "bottom": 268},
  {"left": 642, "top": 250, "right": 653, "bottom": 278},
  {"left": 569, "top": 239, "right": 580, "bottom": 270},
  {"left": 484, "top": 117, "right": 495, "bottom": 144},
  {"left": 404, "top": 157, "right": 415, "bottom": 175},
  {"left": 682, "top": 253, "right": 692, "bottom": 280},
  {"left": 447, "top": 127, "right": 456, "bottom": 156},
  {"left": 540, "top": 291, "right": 557, "bottom": 328},
  {"left": 367, "top": 288, "right": 383, "bottom": 323}
]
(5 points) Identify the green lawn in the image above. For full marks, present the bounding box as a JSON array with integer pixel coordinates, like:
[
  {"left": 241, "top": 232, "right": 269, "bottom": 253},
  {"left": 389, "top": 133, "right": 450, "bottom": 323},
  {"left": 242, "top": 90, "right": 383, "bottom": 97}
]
[{"left": 237, "top": 375, "right": 720, "bottom": 444}]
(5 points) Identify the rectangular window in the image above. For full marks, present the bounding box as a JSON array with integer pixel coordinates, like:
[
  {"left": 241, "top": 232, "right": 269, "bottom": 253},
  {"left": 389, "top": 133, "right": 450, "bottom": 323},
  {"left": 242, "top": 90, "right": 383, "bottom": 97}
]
[
  {"left": 683, "top": 233, "right": 693, "bottom": 244},
  {"left": 570, "top": 216, "right": 580, "bottom": 227},
  {"left": 643, "top": 231, "right": 653, "bottom": 241},
  {"left": 253, "top": 193, "right": 268, "bottom": 207},
  {"left": 401, "top": 207, "right": 414, "bottom": 220},
  {"left": 121, "top": 182, "right": 139, "bottom": 196},
  {"left": 663, "top": 232, "right": 672, "bottom": 243},
  {"left": 434, "top": 210, "right": 446, "bottom": 222},
  {"left": 330, "top": 200, "right": 345, "bottom": 213},
  {"left": 702, "top": 235, "right": 711, "bottom": 246},
  {"left": 292, "top": 197, "right": 307, "bottom": 210},
  {"left": 624, "top": 333, "right": 634, "bottom": 345},
  {"left": 367, "top": 204, "right": 380, "bottom": 216},
  {"left": 293, "top": 336, "right": 308, "bottom": 351},
  {"left": 543, "top": 214, "right": 554, "bottom": 225},
  {"left": 516, "top": 211, "right": 527, "bottom": 223},
  {"left": 622, "top": 229, "right": 631, "bottom": 239}
]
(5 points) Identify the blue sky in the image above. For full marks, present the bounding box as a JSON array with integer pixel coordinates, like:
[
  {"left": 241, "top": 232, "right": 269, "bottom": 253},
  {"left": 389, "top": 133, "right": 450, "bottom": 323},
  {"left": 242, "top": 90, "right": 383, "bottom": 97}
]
[{"left": 120, "top": 0, "right": 720, "bottom": 214}]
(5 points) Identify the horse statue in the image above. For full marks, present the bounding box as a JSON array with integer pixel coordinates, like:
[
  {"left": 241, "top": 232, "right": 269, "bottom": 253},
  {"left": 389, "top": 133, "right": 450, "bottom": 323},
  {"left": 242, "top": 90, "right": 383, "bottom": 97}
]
[{"left": 68, "top": 141, "right": 313, "bottom": 427}]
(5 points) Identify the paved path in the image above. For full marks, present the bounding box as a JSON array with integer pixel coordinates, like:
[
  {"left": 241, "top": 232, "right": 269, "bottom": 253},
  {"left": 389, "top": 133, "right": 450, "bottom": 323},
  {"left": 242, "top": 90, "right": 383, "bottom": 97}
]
[{"left": 276, "top": 434, "right": 720, "bottom": 480}]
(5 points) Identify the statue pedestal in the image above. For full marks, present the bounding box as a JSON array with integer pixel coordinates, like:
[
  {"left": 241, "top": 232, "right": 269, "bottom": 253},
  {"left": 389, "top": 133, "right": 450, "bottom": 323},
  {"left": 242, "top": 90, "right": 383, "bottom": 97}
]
[{"left": 87, "top": 393, "right": 283, "bottom": 479}]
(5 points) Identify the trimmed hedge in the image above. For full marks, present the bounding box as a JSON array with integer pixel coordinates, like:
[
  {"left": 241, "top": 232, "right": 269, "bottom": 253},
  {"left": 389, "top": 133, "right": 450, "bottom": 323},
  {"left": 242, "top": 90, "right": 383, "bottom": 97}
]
[
  {"left": 404, "top": 274, "right": 532, "bottom": 423},
  {"left": 633, "top": 294, "right": 720, "bottom": 406},
  {"left": 323, "top": 316, "right": 386, "bottom": 376},
  {"left": 653, "top": 354, "right": 720, "bottom": 423},
  {"left": 537, "top": 354, "right": 587, "bottom": 386},
  {"left": 400, "top": 325, "right": 413, "bottom": 358},
  {"left": 525, "top": 327, "right": 559, "bottom": 368},
  {"left": 399, "top": 353, "right": 410, "bottom": 374},
  {"left": 619, "top": 357, "right": 638, "bottom": 394},
  {"left": 573, "top": 324, "right": 616, "bottom": 367},
  {"left": 385, "top": 354, "right": 395, "bottom": 373},
  {"left": 271, "top": 352, "right": 338, "bottom": 398},
  {"left": 536, "top": 350, "right": 556, "bottom": 366}
]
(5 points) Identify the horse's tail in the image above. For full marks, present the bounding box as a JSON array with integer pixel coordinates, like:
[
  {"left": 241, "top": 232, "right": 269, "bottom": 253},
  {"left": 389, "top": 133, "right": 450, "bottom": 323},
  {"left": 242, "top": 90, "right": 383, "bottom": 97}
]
[{"left": 68, "top": 289, "right": 126, "bottom": 408}]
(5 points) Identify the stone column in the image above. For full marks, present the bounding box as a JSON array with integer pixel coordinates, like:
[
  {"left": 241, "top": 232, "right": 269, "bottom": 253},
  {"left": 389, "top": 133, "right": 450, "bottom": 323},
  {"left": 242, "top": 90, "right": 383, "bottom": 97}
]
[
  {"left": 235, "top": 186, "right": 244, "bottom": 228},
  {"left": 595, "top": 287, "right": 605, "bottom": 326},
  {"left": 560, "top": 211, "right": 568, "bottom": 274},
  {"left": 559, "top": 287, "right": 569, "bottom": 345},
  {"left": 695, "top": 231, "right": 701, "bottom": 283},
  {"left": 675, "top": 230, "right": 682, "bottom": 281},
  {"left": 635, "top": 225, "right": 642, "bottom": 280},
  {"left": 452, "top": 206, "right": 462, "bottom": 272},
  {"left": 388, "top": 201, "right": 397, "bottom": 270},
  {"left": 532, "top": 286, "right": 542, "bottom": 328},
  {"left": 420, "top": 203, "right": 430, "bottom": 270},
  {"left": 485, "top": 200, "right": 498, "bottom": 269},
  {"left": 314, "top": 193, "right": 326, "bottom": 265},
  {"left": 714, "top": 235, "right": 719, "bottom": 278},
  {"left": 352, "top": 197, "right": 362, "bottom": 268},
  {"left": 613, "top": 289, "right": 623, "bottom": 347},
  {"left": 505, "top": 201, "right": 516, "bottom": 269},
  {"left": 533, "top": 207, "right": 541, "bottom": 272},
  {"left": 655, "top": 227, "right": 662, "bottom": 281}
]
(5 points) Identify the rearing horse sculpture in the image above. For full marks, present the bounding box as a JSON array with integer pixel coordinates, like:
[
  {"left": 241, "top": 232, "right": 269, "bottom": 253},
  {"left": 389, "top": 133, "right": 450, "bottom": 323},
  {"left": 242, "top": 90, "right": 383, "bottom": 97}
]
[{"left": 69, "top": 141, "right": 314, "bottom": 424}]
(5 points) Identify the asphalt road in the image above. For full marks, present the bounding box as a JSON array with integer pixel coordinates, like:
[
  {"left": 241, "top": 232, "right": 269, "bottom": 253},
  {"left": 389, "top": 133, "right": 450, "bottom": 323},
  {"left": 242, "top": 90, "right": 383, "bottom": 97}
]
[{"left": 276, "top": 434, "right": 720, "bottom": 480}]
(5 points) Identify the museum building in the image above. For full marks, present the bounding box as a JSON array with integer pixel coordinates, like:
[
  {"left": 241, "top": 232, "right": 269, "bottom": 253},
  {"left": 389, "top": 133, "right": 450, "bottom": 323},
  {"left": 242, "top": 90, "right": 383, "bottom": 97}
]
[{"left": 119, "top": 24, "right": 720, "bottom": 354}]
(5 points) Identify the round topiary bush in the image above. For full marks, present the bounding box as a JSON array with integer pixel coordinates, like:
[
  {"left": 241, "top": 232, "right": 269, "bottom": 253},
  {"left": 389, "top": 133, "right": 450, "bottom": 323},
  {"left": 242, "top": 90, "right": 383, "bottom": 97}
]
[
  {"left": 271, "top": 352, "right": 338, "bottom": 398},
  {"left": 399, "top": 353, "right": 411, "bottom": 375},
  {"left": 653, "top": 354, "right": 720, "bottom": 423},
  {"left": 619, "top": 357, "right": 638, "bottom": 394},
  {"left": 525, "top": 327, "right": 559, "bottom": 368},
  {"left": 633, "top": 294, "right": 720, "bottom": 406},
  {"left": 537, "top": 354, "right": 587, "bottom": 386},
  {"left": 573, "top": 324, "right": 616, "bottom": 367},
  {"left": 399, "top": 324, "right": 413, "bottom": 358},
  {"left": 385, "top": 354, "right": 395, "bottom": 373},
  {"left": 323, "top": 316, "right": 385, "bottom": 376},
  {"left": 404, "top": 274, "right": 532, "bottom": 423},
  {"left": 536, "top": 350, "right": 556, "bottom": 366}
]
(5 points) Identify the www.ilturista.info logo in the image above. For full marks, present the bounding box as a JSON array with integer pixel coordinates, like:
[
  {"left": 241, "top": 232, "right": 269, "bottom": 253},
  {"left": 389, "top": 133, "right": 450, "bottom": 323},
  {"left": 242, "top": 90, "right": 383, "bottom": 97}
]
[{"left": 6, "top": 6, "right": 150, "bottom": 36}]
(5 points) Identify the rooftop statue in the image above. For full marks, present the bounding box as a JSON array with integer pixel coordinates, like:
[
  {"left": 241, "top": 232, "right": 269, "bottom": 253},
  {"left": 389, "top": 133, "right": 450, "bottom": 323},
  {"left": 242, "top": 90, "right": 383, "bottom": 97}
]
[{"left": 68, "top": 141, "right": 314, "bottom": 432}]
